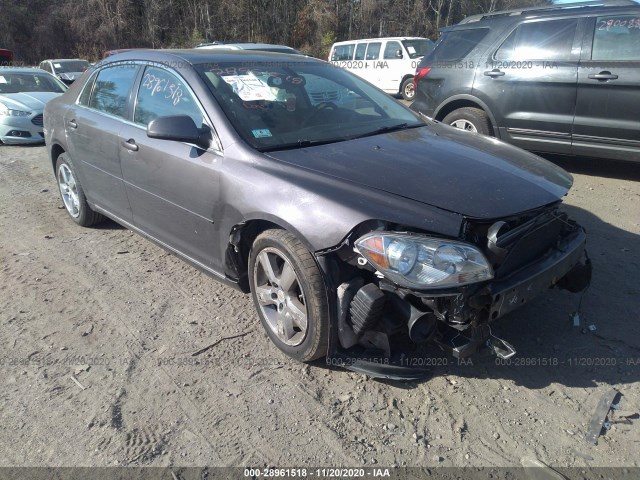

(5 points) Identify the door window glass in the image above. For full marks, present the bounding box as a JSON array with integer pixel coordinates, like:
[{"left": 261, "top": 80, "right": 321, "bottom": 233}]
[
  {"left": 383, "top": 41, "right": 403, "bottom": 59},
  {"left": 495, "top": 19, "right": 578, "bottom": 60},
  {"left": 78, "top": 71, "right": 97, "bottom": 106},
  {"left": 354, "top": 43, "right": 367, "bottom": 60},
  {"left": 592, "top": 16, "right": 640, "bottom": 60},
  {"left": 134, "top": 66, "right": 204, "bottom": 127},
  {"left": 332, "top": 44, "right": 355, "bottom": 61},
  {"left": 89, "top": 64, "right": 138, "bottom": 118},
  {"left": 365, "top": 42, "right": 382, "bottom": 60}
]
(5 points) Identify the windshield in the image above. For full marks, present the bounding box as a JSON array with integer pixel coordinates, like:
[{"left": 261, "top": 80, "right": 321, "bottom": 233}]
[
  {"left": 401, "top": 39, "right": 435, "bottom": 59},
  {"left": 53, "top": 60, "right": 89, "bottom": 73},
  {"left": 196, "top": 61, "right": 425, "bottom": 151},
  {"left": 0, "top": 73, "right": 67, "bottom": 94}
]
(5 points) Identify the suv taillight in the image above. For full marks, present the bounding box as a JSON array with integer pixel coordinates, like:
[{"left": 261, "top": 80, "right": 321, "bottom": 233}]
[{"left": 414, "top": 67, "right": 432, "bottom": 89}]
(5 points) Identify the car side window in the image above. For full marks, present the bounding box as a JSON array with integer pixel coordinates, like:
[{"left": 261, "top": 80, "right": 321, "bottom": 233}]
[
  {"left": 495, "top": 19, "right": 578, "bottom": 61},
  {"left": 366, "top": 42, "right": 382, "bottom": 60},
  {"left": 89, "top": 64, "right": 139, "bottom": 119},
  {"left": 134, "top": 67, "right": 204, "bottom": 128},
  {"left": 384, "top": 41, "right": 402, "bottom": 59},
  {"left": 332, "top": 44, "right": 355, "bottom": 61},
  {"left": 77, "top": 71, "right": 97, "bottom": 106},
  {"left": 354, "top": 43, "right": 367, "bottom": 60},
  {"left": 592, "top": 15, "right": 640, "bottom": 60}
]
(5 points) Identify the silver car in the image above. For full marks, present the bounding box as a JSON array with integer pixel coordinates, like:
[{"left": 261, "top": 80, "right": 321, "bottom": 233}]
[{"left": 0, "top": 68, "right": 67, "bottom": 144}]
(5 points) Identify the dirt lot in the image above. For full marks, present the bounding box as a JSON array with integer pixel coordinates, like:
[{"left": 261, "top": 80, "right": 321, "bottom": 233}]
[{"left": 0, "top": 144, "right": 639, "bottom": 470}]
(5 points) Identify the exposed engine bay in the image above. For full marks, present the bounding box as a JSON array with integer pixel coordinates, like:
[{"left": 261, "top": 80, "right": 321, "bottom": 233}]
[{"left": 319, "top": 204, "right": 592, "bottom": 379}]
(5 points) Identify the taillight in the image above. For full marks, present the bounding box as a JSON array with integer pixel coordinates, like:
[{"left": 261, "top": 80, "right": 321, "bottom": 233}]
[{"left": 414, "top": 67, "right": 432, "bottom": 89}]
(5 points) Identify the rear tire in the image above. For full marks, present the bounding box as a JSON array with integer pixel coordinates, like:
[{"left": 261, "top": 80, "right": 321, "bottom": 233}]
[
  {"left": 55, "top": 153, "right": 104, "bottom": 227},
  {"left": 401, "top": 77, "right": 415, "bottom": 101},
  {"left": 442, "top": 107, "right": 492, "bottom": 136},
  {"left": 249, "top": 229, "right": 329, "bottom": 362}
]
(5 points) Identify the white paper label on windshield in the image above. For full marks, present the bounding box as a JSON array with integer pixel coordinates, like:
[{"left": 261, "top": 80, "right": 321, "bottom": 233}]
[
  {"left": 407, "top": 46, "right": 416, "bottom": 54},
  {"left": 0, "top": 76, "right": 6, "bottom": 84},
  {"left": 54, "top": 63, "right": 62, "bottom": 68},
  {"left": 222, "top": 73, "right": 278, "bottom": 101}
]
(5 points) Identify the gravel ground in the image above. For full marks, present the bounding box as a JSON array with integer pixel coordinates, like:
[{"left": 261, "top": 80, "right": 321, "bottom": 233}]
[{"left": 0, "top": 145, "right": 639, "bottom": 470}]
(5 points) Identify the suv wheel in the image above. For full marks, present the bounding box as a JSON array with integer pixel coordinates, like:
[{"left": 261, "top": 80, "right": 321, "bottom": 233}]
[
  {"left": 401, "top": 77, "right": 415, "bottom": 101},
  {"left": 249, "top": 229, "right": 329, "bottom": 362},
  {"left": 443, "top": 107, "right": 491, "bottom": 136}
]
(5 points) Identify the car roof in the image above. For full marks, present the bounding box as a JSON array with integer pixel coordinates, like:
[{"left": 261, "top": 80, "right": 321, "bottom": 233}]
[
  {"left": 0, "top": 67, "right": 54, "bottom": 74},
  {"left": 454, "top": 0, "right": 638, "bottom": 27},
  {"left": 98, "top": 49, "right": 322, "bottom": 67},
  {"left": 196, "top": 43, "right": 298, "bottom": 50},
  {"left": 42, "top": 58, "right": 88, "bottom": 63},
  {"left": 333, "top": 37, "right": 430, "bottom": 45}
]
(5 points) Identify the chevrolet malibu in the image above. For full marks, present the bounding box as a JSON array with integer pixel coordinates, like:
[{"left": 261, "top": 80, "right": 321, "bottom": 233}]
[
  {"left": 44, "top": 50, "right": 591, "bottom": 378},
  {"left": 1, "top": 68, "right": 67, "bottom": 144}
]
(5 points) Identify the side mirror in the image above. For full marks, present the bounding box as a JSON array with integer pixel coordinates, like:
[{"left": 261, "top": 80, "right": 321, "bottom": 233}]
[
  {"left": 147, "top": 115, "right": 210, "bottom": 149},
  {"left": 395, "top": 50, "right": 403, "bottom": 59}
]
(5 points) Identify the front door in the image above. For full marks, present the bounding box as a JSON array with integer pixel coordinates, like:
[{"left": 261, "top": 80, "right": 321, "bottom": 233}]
[
  {"left": 473, "top": 17, "right": 581, "bottom": 153},
  {"left": 119, "top": 65, "right": 223, "bottom": 270}
]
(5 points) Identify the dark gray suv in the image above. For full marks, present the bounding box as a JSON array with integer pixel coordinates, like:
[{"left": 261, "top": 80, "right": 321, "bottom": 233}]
[
  {"left": 44, "top": 49, "right": 591, "bottom": 379},
  {"left": 411, "top": 0, "right": 640, "bottom": 162}
]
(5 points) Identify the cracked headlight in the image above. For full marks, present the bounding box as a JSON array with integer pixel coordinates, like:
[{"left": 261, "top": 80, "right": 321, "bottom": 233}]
[{"left": 355, "top": 232, "right": 493, "bottom": 289}]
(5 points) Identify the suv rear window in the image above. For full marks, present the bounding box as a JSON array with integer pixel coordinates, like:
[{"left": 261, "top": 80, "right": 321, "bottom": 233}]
[
  {"left": 431, "top": 29, "right": 489, "bottom": 61},
  {"left": 495, "top": 19, "right": 578, "bottom": 61}
]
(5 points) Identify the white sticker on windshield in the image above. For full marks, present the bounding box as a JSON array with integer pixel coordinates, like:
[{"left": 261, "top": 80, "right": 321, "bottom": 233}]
[
  {"left": 54, "top": 63, "right": 62, "bottom": 68},
  {"left": 252, "top": 129, "right": 273, "bottom": 138},
  {"left": 406, "top": 46, "right": 416, "bottom": 54},
  {"left": 222, "top": 73, "right": 278, "bottom": 101},
  {"left": 0, "top": 76, "right": 6, "bottom": 84}
]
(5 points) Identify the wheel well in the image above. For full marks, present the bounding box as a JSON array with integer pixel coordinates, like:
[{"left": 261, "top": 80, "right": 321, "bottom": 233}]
[
  {"left": 225, "top": 219, "right": 284, "bottom": 293},
  {"left": 50, "top": 143, "right": 66, "bottom": 172},
  {"left": 435, "top": 100, "right": 495, "bottom": 136}
]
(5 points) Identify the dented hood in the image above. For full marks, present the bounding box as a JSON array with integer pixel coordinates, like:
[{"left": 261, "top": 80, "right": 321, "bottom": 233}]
[{"left": 266, "top": 124, "right": 573, "bottom": 219}]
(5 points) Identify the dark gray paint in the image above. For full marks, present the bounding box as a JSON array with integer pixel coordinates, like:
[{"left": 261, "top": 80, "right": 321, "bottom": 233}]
[{"left": 45, "top": 50, "right": 575, "bottom": 286}]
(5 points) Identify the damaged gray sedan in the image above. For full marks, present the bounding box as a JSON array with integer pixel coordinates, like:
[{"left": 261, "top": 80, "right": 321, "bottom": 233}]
[{"left": 44, "top": 50, "right": 591, "bottom": 378}]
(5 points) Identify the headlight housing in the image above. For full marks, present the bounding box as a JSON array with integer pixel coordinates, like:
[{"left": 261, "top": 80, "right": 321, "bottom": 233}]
[
  {"left": 0, "top": 103, "right": 32, "bottom": 117},
  {"left": 355, "top": 232, "right": 493, "bottom": 289}
]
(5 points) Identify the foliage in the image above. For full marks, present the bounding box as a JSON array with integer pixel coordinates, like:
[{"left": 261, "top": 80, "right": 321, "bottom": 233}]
[{"left": 0, "top": 0, "right": 547, "bottom": 64}]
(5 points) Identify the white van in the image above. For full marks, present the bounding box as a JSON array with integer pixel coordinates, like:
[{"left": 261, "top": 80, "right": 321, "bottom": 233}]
[{"left": 328, "top": 37, "right": 434, "bottom": 101}]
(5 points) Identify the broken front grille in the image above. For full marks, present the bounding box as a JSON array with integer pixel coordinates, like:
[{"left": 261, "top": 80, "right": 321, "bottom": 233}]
[{"left": 464, "top": 207, "right": 576, "bottom": 280}]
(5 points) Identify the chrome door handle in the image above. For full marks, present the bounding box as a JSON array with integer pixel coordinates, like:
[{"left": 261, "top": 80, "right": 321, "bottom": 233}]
[
  {"left": 484, "top": 69, "right": 505, "bottom": 77},
  {"left": 68, "top": 119, "right": 77, "bottom": 129}
]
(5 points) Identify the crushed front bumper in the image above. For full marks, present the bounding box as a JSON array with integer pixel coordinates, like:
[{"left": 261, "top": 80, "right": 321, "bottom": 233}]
[{"left": 325, "top": 227, "right": 590, "bottom": 380}]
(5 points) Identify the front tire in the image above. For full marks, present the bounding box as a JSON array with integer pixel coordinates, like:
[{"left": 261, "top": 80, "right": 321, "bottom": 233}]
[
  {"left": 249, "top": 229, "right": 329, "bottom": 362},
  {"left": 442, "top": 107, "right": 492, "bottom": 136},
  {"left": 55, "top": 153, "right": 103, "bottom": 227},
  {"left": 401, "top": 77, "right": 415, "bottom": 101}
]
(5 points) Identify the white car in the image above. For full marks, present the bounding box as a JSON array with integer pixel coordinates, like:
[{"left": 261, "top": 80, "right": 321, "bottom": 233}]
[
  {"left": 0, "top": 68, "right": 67, "bottom": 144},
  {"left": 329, "top": 37, "right": 434, "bottom": 100}
]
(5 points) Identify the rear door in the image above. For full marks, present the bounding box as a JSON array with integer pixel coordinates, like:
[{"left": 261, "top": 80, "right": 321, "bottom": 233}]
[
  {"left": 572, "top": 13, "right": 640, "bottom": 161},
  {"left": 118, "top": 65, "right": 223, "bottom": 269},
  {"left": 474, "top": 18, "right": 581, "bottom": 153},
  {"left": 64, "top": 63, "right": 139, "bottom": 221}
]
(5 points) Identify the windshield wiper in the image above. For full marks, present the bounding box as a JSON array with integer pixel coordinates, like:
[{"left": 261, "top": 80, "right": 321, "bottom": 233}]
[
  {"left": 348, "top": 122, "right": 420, "bottom": 140},
  {"left": 260, "top": 137, "right": 347, "bottom": 152}
]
